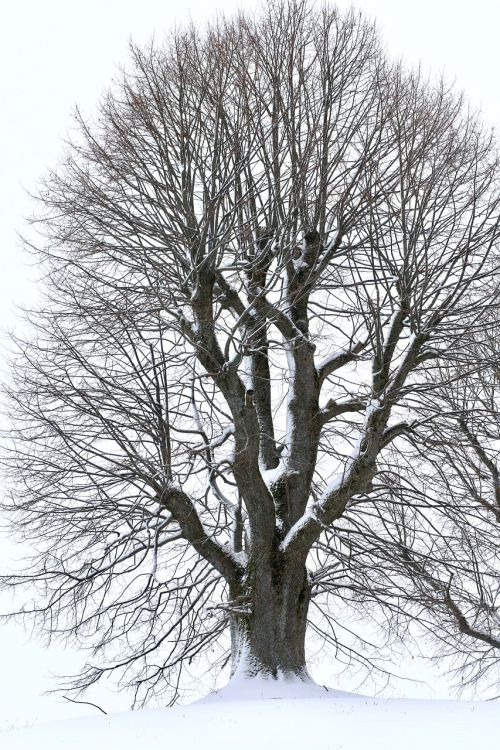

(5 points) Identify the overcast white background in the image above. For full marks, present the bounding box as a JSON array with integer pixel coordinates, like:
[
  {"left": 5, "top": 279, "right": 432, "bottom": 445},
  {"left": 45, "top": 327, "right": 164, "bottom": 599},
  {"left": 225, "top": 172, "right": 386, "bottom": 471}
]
[{"left": 1, "top": 0, "right": 499, "bottom": 730}]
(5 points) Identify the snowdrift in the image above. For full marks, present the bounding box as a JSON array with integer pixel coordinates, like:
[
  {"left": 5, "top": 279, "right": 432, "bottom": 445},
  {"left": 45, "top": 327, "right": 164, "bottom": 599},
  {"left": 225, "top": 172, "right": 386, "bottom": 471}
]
[{"left": 3, "top": 679, "right": 499, "bottom": 750}]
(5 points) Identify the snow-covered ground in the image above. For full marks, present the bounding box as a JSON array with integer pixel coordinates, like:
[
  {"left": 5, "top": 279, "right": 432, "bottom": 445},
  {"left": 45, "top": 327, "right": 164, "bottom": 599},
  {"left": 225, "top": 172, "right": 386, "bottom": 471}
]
[{"left": 3, "top": 677, "right": 499, "bottom": 750}]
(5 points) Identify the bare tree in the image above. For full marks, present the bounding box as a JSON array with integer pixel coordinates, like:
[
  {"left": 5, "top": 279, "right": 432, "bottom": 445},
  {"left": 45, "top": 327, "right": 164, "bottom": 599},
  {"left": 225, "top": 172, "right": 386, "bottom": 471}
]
[{"left": 2, "top": 0, "right": 500, "bottom": 703}]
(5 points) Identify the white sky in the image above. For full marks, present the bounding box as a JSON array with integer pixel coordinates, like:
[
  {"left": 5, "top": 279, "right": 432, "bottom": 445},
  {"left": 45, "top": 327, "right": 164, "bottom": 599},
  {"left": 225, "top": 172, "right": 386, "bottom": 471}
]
[{"left": 1, "top": 0, "right": 499, "bottom": 730}]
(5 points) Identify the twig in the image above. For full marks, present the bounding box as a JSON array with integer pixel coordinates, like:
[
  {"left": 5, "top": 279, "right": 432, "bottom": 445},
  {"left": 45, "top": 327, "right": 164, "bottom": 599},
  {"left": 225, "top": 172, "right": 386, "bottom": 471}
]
[{"left": 63, "top": 695, "right": 108, "bottom": 715}]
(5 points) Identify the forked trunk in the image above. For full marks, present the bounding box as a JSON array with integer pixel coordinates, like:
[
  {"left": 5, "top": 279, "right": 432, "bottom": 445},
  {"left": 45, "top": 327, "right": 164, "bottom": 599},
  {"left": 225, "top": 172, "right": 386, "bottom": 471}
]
[{"left": 230, "top": 551, "right": 312, "bottom": 680}]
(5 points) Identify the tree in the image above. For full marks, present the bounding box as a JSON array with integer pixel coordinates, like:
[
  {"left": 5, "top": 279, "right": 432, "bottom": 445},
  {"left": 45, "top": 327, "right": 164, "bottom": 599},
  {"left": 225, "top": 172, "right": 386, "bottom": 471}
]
[{"left": 2, "top": 0, "right": 500, "bottom": 703}]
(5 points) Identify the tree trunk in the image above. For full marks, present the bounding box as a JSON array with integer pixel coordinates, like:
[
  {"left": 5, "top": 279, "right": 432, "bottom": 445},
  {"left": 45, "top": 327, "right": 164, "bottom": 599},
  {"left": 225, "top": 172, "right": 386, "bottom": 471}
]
[{"left": 229, "top": 547, "right": 312, "bottom": 680}]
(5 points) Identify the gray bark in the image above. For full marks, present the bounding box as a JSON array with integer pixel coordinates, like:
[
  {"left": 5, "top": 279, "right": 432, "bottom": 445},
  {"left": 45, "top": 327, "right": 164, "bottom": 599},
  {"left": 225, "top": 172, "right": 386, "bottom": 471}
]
[{"left": 230, "top": 543, "right": 311, "bottom": 679}]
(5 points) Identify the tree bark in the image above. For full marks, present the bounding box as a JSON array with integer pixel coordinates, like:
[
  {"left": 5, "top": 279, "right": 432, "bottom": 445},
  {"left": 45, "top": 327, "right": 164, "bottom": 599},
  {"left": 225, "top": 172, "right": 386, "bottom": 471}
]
[{"left": 229, "top": 542, "right": 311, "bottom": 680}]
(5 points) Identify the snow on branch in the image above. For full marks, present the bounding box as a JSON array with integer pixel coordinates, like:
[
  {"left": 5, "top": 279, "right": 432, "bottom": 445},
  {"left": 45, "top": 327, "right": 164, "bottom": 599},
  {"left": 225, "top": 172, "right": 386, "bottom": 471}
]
[
  {"left": 317, "top": 341, "right": 366, "bottom": 385},
  {"left": 190, "top": 425, "right": 235, "bottom": 455}
]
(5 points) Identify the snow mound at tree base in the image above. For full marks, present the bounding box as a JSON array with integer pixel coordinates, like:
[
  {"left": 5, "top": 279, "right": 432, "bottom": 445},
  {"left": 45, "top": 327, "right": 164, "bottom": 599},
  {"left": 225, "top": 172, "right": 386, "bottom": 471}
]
[
  {"left": 197, "top": 673, "right": 360, "bottom": 702},
  {"left": 3, "top": 682, "right": 500, "bottom": 750}
]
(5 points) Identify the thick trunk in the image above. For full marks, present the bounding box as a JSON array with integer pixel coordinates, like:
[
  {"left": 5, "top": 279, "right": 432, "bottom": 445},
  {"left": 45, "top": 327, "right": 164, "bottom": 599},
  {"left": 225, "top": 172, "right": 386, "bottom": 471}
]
[{"left": 230, "top": 551, "right": 311, "bottom": 680}]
